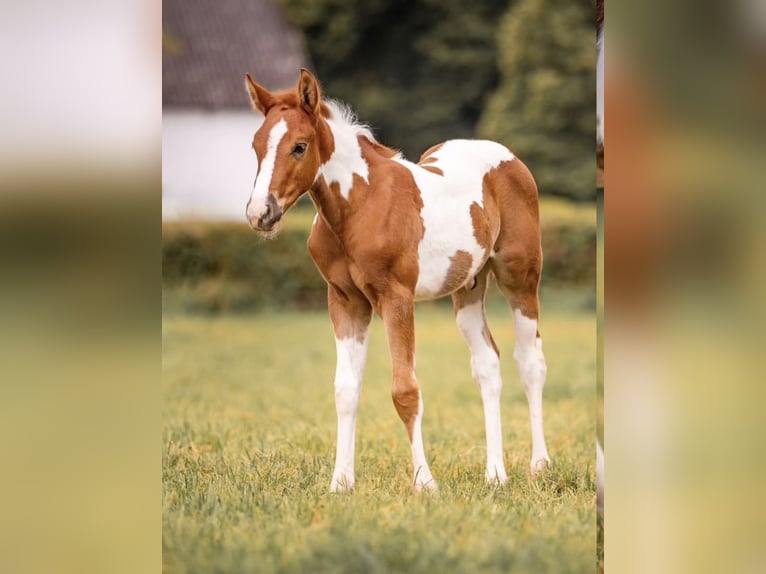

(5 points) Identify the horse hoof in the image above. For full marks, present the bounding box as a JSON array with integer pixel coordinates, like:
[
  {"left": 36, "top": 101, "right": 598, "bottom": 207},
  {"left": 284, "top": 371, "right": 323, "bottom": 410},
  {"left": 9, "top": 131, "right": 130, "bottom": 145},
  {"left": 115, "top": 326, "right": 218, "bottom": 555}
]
[
  {"left": 413, "top": 477, "right": 438, "bottom": 493},
  {"left": 485, "top": 470, "right": 509, "bottom": 485},
  {"left": 531, "top": 457, "right": 550, "bottom": 475},
  {"left": 330, "top": 475, "right": 355, "bottom": 493}
]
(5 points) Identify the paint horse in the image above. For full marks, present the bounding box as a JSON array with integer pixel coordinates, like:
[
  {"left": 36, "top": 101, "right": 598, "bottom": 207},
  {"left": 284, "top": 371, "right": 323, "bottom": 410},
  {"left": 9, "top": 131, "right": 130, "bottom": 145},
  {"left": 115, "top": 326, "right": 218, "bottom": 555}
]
[{"left": 244, "top": 69, "right": 550, "bottom": 492}]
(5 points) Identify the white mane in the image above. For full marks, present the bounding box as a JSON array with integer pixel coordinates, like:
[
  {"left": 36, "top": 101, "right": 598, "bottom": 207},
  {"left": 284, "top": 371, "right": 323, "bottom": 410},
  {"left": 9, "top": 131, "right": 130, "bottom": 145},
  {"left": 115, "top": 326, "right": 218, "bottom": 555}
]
[
  {"left": 324, "top": 99, "right": 377, "bottom": 144},
  {"left": 319, "top": 99, "right": 405, "bottom": 199}
]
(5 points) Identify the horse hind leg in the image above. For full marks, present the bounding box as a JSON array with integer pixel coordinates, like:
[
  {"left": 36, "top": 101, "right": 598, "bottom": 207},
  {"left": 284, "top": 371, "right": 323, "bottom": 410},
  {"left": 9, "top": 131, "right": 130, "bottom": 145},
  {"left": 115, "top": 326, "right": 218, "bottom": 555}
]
[
  {"left": 492, "top": 247, "right": 551, "bottom": 474},
  {"left": 512, "top": 303, "right": 551, "bottom": 473},
  {"left": 452, "top": 266, "right": 508, "bottom": 484}
]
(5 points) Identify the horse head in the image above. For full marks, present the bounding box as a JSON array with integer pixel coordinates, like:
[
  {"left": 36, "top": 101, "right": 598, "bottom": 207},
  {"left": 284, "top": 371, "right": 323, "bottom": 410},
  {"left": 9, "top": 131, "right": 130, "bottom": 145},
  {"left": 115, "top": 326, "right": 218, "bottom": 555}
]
[{"left": 244, "top": 69, "right": 330, "bottom": 235}]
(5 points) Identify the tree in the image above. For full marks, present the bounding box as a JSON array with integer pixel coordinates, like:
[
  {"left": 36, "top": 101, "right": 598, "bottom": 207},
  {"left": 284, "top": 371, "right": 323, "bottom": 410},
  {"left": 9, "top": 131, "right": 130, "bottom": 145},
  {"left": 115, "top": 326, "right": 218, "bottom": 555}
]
[
  {"left": 478, "top": 0, "right": 596, "bottom": 201},
  {"left": 278, "top": 0, "right": 508, "bottom": 159}
]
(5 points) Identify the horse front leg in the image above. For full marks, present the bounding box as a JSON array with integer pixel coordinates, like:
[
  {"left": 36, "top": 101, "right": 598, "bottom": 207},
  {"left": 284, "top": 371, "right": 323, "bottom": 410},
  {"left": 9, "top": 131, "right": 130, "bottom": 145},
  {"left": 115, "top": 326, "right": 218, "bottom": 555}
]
[
  {"left": 380, "top": 290, "right": 437, "bottom": 492},
  {"left": 328, "top": 286, "right": 372, "bottom": 493}
]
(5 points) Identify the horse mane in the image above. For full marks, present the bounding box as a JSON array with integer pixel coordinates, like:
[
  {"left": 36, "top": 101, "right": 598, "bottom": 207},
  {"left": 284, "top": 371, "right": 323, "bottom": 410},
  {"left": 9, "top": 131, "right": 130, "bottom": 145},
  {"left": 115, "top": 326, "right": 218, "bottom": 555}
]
[
  {"left": 323, "top": 99, "right": 403, "bottom": 159},
  {"left": 268, "top": 93, "right": 403, "bottom": 159}
]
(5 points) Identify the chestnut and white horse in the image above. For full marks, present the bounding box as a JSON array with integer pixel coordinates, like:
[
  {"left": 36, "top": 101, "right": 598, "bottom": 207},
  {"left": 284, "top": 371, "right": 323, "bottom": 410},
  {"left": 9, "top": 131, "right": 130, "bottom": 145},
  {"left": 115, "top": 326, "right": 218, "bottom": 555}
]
[{"left": 244, "top": 69, "right": 550, "bottom": 492}]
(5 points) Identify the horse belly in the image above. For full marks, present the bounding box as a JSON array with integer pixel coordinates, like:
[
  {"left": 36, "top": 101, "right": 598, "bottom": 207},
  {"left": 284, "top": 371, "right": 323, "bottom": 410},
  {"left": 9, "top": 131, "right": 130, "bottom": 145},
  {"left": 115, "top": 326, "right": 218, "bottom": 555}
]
[
  {"left": 401, "top": 140, "right": 513, "bottom": 301},
  {"left": 412, "top": 176, "right": 490, "bottom": 300},
  {"left": 414, "top": 233, "right": 488, "bottom": 301}
]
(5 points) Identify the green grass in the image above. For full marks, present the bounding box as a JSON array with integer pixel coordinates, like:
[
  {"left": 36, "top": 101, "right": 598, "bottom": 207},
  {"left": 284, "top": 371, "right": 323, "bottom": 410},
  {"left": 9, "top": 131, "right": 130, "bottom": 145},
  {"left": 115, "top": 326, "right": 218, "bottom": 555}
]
[{"left": 163, "top": 289, "right": 596, "bottom": 573}]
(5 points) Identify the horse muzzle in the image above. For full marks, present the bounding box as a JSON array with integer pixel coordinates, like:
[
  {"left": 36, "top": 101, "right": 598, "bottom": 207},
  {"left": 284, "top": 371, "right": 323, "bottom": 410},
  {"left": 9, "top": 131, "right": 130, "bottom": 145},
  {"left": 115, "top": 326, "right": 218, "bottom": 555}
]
[{"left": 247, "top": 193, "right": 283, "bottom": 232}]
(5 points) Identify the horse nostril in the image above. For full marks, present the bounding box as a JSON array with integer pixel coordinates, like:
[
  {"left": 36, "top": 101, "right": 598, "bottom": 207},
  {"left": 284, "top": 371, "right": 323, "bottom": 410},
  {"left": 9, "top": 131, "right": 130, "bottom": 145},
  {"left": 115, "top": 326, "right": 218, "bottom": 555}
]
[{"left": 260, "top": 195, "right": 282, "bottom": 228}]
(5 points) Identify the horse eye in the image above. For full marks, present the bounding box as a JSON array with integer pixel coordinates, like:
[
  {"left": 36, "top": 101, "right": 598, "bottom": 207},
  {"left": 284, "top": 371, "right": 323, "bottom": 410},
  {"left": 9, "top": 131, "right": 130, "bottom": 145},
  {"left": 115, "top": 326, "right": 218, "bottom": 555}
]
[{"left": 292, "top": 143, "right": 307, "bottom": 157}]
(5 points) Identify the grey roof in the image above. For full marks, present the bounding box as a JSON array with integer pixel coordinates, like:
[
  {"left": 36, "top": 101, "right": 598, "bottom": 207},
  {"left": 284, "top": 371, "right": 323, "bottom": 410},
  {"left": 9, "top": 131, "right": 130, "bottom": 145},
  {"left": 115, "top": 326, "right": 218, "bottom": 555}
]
[{"left": 163, "top": 0, "right": 310, "bottom": 109}]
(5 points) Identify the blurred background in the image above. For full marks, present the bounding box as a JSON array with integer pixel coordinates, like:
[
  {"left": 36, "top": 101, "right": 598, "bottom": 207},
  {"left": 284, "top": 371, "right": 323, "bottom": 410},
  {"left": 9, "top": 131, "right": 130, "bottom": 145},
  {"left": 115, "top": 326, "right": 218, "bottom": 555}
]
[
  {"left": 5, "top": 0, "right": 765, "bottom": 572},
  {"left": 604, "top": 1, "right": 766, "bottom": 573},
  {"left": 161, "top": 4, "right": 598, "bottom": 573},
  {"left": 162, "top": 0, "right": 596, "bottom": 314}
]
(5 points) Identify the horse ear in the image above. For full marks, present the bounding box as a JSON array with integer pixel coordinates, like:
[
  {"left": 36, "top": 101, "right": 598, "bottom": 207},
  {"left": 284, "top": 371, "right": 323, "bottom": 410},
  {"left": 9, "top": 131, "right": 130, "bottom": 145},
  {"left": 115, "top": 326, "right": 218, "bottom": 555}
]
[
  {"left": 298, "top": 68, "right": 321, "bottom": 116},
  {"left": 244, "top": 74, "right": 275, "bottom": 115}
]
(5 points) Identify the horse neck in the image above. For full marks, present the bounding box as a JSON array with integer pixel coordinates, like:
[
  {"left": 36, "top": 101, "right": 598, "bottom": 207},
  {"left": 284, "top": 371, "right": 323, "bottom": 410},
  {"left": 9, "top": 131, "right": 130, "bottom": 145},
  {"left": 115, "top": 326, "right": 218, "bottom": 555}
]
[
  {"left": 310, "top": 118, "right": 384, "bottom": 238},
  {"left": 309, "top": 176, "right": 352, "bottom": 237}
]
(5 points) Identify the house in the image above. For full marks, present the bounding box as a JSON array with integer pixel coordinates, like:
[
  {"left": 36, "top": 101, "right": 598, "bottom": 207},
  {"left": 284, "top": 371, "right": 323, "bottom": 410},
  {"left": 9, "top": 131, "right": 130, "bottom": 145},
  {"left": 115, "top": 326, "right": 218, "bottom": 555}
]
[{"left": 162, "top": 0, "right": 310, "bottom": 220}]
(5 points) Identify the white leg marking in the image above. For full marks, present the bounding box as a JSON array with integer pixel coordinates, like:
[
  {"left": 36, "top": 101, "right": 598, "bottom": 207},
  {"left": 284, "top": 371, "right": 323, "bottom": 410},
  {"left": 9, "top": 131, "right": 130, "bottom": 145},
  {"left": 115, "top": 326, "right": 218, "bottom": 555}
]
[
  {"left": 456, "top": 301, "right": 508, "bottom": 483},
  {"left": 246, "top": 118, "right": 287, "bottom": 221},
  {"left": 330, "top": 334, "right": 368, "bottom": 493},
  {"left": 410, "top": 390, "right": 437, "bottom": 492},
  {"left": 512, "top": 309, "right": 550, "bottom": 473}
]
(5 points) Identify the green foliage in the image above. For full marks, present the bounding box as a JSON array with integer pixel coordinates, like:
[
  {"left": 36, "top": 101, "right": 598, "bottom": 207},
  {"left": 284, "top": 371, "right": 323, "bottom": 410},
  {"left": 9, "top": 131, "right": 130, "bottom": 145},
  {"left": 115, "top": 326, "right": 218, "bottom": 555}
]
[
  {"left": 162, "top": 215, "right": 327, "bottom": 313},
  {"left": 542, "top": 222, "right": 596, "bottom": 286},
  {"left": 277, "top": 0, "right": 596, "bottom": 202},
  {"left": 478, "top": 0, "right": 596, "bottom": 201},
  {"left": 163, "top": 301, "right": 596, "bottom": 572},
  {"left": 162, "top": 200, "right": 594, "bottom": 314},
  {"left": 277, "top": 0, "right": 508, "bottom": 159}
]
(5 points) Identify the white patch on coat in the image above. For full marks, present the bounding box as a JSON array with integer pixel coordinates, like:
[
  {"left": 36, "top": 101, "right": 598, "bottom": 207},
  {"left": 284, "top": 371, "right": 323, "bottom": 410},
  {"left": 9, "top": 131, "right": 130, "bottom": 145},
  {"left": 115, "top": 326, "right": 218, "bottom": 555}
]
[
  {"left": 246, "top": 118, "right": 288, "bottom": 221},
  {"left": 456, "top": 301, "right": 507, "bottom": 483},
  {"left": 395, "top": 139, "right": 514, "bottom": 300},
  {"left": 512, "top": 308, "right": 550, "bottom": 472},
  {"left": 319, "top": 101, "right": 373, "bottom": 200},
  {"left": 330, "top": 334, "right": 369, "bottom": 493}
]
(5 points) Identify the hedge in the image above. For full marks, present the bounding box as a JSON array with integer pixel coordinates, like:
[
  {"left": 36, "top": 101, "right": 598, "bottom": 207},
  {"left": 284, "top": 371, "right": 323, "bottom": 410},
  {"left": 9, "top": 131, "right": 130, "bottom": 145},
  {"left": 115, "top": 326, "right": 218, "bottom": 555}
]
[{"left": 163, "top": 203, "right": 595, "bottom": 313}]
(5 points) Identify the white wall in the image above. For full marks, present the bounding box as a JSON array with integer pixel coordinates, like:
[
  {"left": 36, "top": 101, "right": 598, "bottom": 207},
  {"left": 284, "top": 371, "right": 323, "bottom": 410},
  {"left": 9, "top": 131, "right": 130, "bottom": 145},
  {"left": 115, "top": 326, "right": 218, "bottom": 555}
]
[{"left": 162, "top": 110, "right": 263, "bottom": 220}]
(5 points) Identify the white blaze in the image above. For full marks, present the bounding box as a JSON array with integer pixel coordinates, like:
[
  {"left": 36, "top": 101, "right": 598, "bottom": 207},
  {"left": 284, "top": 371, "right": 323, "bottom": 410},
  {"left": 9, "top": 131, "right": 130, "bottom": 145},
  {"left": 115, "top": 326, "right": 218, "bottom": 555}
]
[{"left": 247, "top": 118, "right": 288, "bottom": 221}]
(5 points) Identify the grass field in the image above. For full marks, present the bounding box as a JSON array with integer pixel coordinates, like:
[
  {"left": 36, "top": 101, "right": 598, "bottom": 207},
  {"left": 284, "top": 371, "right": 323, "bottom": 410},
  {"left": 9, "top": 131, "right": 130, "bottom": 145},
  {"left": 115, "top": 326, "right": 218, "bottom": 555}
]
[{"left": 163, "top": 287, "right": 596, "bottom": 573}]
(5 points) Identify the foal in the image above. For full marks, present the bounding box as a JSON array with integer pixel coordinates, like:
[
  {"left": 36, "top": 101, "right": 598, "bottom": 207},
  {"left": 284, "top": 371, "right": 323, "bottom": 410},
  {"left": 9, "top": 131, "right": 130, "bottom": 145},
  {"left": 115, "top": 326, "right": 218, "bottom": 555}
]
[{"left": 245, "top": 69, "right": 550, "bottom": 492}]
